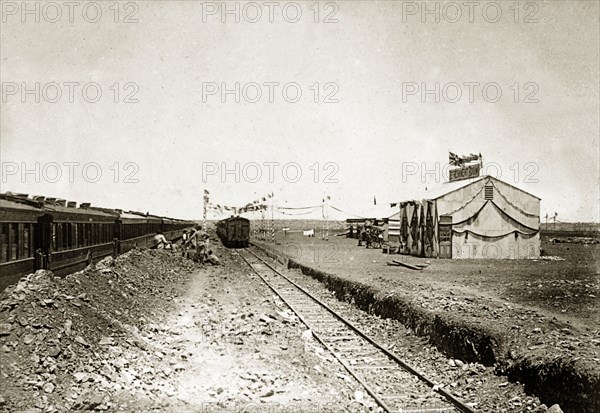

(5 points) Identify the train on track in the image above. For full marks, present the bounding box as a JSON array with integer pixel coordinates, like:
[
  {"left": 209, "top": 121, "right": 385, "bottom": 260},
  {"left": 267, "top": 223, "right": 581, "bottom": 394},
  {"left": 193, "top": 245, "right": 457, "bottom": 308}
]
[
  {"left": 0, "top": 192, "right": 195, "bottom": 291},
  {"left": 216, "top": 216, "right": 250, "bottom": 248}
]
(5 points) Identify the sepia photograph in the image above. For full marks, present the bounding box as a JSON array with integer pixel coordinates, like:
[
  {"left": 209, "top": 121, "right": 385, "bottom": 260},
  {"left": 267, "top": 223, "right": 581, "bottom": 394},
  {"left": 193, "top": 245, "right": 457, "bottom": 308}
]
[{"left": 0, "top": 1, "right": 599, "bottom": 412}]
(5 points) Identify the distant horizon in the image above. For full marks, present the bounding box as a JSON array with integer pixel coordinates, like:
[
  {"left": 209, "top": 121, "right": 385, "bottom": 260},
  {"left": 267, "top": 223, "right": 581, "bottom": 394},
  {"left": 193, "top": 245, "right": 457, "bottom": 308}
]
[{"left": 2, "top": 189, "right": 599, "bottom": 224}]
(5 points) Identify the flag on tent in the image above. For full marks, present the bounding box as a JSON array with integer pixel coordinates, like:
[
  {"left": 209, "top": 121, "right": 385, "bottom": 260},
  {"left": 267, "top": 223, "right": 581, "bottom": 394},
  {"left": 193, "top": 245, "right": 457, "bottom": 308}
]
[{"left": 449, "top": 152, "right": 461, "bottom": 166}]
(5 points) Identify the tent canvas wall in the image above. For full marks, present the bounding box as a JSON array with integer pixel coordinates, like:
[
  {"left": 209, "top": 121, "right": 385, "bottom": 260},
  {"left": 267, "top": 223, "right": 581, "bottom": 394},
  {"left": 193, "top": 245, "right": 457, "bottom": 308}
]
[
  {"left": 388, "top": 210, "right": 400, "bottom": 242},
  {"left": 397, "top": 176, "right": 540, "bottom": 259}
]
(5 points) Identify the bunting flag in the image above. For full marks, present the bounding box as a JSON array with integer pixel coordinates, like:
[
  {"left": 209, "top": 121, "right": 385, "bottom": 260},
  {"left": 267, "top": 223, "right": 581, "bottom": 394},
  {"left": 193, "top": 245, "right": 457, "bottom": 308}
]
[
  {"left": 449, "top": 152, "right": 482, "bottom": 166},
  {"left": 449, "top": 152, "right": 461, "bottom": 166}
]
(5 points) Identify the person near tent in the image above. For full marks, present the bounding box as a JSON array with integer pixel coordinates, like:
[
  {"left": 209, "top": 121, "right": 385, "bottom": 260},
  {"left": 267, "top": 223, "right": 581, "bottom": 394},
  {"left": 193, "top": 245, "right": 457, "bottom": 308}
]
[{"left": 365, "top": 226, "right": 372, "bottom": 248}]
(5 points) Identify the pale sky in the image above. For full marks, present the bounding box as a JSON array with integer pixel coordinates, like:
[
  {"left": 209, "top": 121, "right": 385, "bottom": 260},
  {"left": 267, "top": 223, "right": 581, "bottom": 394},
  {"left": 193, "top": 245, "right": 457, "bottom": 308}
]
[{"left": 1, "top": 0, "right": 598, "bottom": 221}]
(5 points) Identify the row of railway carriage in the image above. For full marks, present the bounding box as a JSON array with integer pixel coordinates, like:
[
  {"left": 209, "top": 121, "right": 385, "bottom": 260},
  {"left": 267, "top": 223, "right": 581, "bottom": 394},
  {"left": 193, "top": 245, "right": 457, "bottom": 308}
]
[{"left": 0, "top": 192, "right": 194, "bottom": 291}]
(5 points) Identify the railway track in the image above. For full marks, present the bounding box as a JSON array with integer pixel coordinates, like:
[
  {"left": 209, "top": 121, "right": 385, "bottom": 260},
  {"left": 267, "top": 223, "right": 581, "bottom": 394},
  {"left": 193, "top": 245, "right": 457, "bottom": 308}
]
[{"left": 238, "top": 247, "right": 477, "bottom": 413}]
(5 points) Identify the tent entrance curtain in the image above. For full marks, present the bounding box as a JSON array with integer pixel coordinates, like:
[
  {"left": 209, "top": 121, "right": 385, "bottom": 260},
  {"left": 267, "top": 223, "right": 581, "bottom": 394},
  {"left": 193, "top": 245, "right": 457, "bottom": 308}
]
[{"left": 398, "top": 200, "right": 439, "bottom": 258}]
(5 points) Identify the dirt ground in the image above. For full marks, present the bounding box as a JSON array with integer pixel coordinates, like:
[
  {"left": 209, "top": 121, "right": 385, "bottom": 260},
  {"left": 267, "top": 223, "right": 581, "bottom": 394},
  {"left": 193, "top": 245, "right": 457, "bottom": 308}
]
[
  {"left": 255, "top": 233, "right": 600, "bottom": 411},
  {"left": 0, "top": 242, "right": 375, "bottom": 413},
  {"left": 0, "top": 231, "right": 595, "bottom": 412},
  {"left": 261, "top": 234, "right": 599, "bottom": 328}
]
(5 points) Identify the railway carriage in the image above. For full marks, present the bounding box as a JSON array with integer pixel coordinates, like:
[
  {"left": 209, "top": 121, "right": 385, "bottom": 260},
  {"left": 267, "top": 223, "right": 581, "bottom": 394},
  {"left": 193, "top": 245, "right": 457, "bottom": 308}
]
[
  {"left": 0, "top": 192, "right": 195, "bottom": 291},
  {"left": 160, "top": 216, "right": 188, "bottom": 241},
  {"left": 116, "top": 211, "right": 160, "bottom": 252},
  {"left": 0, "top": 195, "right": 44, "bottom": 289},
  {"left": 217, "top": 216, "right": 250, "bottom": 248},
  {"left": 42, "top": 201, "right": 118, "bottom": 277}
]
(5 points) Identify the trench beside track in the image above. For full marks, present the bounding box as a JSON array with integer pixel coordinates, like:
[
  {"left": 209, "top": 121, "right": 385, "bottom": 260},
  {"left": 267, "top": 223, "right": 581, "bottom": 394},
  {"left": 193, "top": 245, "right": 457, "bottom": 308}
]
[{"left": 238, "top": 247, "right": 477, "bottom": 413}]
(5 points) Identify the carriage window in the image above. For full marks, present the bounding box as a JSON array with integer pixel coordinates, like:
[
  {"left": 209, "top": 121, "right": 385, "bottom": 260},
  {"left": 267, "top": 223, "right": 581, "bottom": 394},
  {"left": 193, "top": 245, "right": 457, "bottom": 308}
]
[
  {"left": 23, "top": 224, "right": 30, "bottom": 258},
  {"left": 69, "top": 224, "right": 75, "bottom": 249},
  {"left": 62, "top": 224, "right": 69, "bottom": 250},
  {"left": 86, "top": 224, "right": 91, "bottom": 246},
  {"left": 75, "top": 224, "right": 80, "bottom": 247},
  {"left": 56, "top": 223, "right": 63, "bottom": 251},
  {"left": 54, "top": 223, "right": 59, "bottom": 251},
  {"left": 10, "top": 224, "right": 19, "bottom": 260},
  {"left": 51, "top": 223, "right": 57, "bottom": 251},
  {"left": 0, "top": 223, "right": 8, "bottom": 262}
]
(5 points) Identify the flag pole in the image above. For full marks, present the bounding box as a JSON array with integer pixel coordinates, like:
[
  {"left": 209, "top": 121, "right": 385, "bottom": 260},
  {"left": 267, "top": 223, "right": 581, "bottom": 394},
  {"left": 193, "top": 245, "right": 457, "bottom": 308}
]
[
  {"left": 321, "top": 197, "right": 325, "bottom": 240},
  {"left": 271, "top": 193, "right": 275, "bottom": 243},
  {"left": 325, "top": 197, "right": 329, "bottom": 241},
  {"left": 203, "top": 190, "right": 208, "bottom": 229}
]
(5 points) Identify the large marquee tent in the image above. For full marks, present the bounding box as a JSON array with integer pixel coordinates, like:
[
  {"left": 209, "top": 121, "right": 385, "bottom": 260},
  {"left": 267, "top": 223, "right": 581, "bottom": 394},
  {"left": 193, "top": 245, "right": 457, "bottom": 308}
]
[{"left": 395, "top": 175, "right": 540, "bottom": 259}]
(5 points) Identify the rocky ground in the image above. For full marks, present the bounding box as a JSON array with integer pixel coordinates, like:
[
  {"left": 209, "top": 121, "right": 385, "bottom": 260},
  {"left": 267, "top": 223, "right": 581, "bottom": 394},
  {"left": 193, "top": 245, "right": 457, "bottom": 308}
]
[
  {"left": 255, "top": 235, "right": 599, "bottom": 412},
  {"left": 0, "top": 242, "right": 380, "bottom": 413},
  {"left": 254, "top": 248, "right": 561, "bottom": 413},
  {"left": 0, "top": 233, "right": 582, "bottom": 413}
]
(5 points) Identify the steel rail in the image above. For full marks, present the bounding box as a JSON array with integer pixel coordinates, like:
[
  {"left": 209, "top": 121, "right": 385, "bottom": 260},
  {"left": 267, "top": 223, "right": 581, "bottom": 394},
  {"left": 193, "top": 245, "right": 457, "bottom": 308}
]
[
  {"left": 238, "top": 249, "right": 398, "bottom": 412},
  {"left": 239, "top": 247, "right": 477, "bottom": 413}
]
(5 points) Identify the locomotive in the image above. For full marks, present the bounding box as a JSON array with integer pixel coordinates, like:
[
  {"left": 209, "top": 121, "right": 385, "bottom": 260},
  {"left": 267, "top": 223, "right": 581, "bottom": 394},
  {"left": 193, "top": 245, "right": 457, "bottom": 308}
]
[
  {"left": 216, "top": 216, "right": 250, "bottom": 248},
  {"left": 0, "top": 192, "right": 194, "bottom": 291}
]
